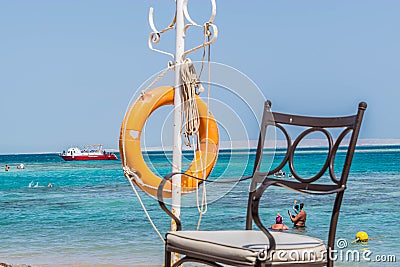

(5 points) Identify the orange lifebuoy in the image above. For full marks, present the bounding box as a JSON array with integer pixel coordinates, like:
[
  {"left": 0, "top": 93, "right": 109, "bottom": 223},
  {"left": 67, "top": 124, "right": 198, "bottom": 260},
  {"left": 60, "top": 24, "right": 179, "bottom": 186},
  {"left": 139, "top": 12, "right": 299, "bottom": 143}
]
[{"left": 119, "top": 86, "right": 219, "bottom": 197}]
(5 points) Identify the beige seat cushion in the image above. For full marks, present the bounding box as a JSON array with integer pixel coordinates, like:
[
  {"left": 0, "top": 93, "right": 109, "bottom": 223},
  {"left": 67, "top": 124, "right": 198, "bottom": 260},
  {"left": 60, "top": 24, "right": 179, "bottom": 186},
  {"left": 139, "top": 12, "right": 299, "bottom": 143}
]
[{"left": 166, "top": 230, "right": 327, "bottom": 266}]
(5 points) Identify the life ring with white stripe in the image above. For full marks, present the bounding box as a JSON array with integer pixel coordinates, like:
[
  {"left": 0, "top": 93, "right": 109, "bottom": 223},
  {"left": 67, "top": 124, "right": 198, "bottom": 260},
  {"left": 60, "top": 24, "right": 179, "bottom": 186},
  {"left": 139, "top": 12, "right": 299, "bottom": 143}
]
[{"left": 119, "top": 86, "right": 219, "bottom": 197}]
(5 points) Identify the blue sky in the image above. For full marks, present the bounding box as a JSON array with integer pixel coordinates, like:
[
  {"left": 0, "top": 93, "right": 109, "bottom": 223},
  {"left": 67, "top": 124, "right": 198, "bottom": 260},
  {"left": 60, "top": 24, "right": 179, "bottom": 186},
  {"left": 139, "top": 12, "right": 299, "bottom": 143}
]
[{"left": 1, "top": 0, "right": 399, "bottom": 154}]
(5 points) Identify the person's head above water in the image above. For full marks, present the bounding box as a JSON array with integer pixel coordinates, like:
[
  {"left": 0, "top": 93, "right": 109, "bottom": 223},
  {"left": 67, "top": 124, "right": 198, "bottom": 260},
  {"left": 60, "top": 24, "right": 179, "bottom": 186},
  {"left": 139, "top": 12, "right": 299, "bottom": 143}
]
[{"left": 276, "top": 214, "right": 283, "bottom": 224}]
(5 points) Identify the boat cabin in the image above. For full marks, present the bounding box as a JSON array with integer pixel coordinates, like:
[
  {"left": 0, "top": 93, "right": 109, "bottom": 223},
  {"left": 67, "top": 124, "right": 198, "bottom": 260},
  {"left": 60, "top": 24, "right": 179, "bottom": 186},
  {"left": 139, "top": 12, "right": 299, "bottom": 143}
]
[{"left": 65, "top": 147, "right": 81, "bottom": 156}]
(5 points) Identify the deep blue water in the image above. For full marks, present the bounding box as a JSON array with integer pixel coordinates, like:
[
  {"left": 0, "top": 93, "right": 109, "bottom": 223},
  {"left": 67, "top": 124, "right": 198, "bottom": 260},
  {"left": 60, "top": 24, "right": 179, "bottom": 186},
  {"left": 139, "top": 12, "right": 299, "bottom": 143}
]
[{"left": 0, "top": 147, "right": 399, "bottom": 266}]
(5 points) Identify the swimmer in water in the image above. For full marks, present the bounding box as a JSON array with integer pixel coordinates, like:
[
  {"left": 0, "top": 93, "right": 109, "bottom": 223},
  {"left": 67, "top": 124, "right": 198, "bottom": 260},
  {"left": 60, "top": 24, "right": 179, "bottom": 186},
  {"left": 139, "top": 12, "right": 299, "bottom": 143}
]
[
  {"left": 271, "top": 213, "right": 289, "bottom": 230},
  {"left": 288, "top": 202, "right": 307, "bottom": 228}
]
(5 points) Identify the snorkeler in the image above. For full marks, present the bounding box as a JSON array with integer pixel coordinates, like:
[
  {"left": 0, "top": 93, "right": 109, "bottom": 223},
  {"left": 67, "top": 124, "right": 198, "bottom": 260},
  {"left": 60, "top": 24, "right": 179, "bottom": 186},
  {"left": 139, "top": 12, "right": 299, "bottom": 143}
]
[
  {"left": 288, "top": 202, "right": 306, "bottom": 228},
  {"left": 271, "top": 213, "right": 289, "bottom": 230}
]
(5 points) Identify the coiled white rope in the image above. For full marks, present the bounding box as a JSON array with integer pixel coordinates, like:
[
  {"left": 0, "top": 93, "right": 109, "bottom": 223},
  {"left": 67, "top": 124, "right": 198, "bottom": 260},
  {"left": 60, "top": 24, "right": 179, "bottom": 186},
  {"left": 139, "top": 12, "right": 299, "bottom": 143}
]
[{"left": 181, "top": 59, "right": 203, "bottom": 146}]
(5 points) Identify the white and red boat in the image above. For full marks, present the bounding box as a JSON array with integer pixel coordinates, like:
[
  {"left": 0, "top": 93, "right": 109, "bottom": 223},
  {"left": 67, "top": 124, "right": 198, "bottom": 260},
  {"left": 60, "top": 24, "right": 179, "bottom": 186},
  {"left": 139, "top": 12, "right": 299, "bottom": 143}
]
[{"left": 60, "top": 144, "right": 118, "bottom": 161}]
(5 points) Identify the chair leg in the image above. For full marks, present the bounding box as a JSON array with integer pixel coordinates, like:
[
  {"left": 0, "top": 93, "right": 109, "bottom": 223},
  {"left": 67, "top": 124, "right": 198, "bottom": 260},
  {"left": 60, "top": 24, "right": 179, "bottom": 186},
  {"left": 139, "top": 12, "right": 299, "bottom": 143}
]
[{"left": 165, "top": 249, "right": 171, "bottom": 267}]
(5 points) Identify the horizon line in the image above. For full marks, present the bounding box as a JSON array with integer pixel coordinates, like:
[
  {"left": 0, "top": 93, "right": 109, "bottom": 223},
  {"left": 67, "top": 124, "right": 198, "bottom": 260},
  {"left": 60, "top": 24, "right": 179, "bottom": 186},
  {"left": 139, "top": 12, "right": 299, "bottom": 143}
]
[{"left": 1, "top": 138, "right": 400, "bottom": 155}]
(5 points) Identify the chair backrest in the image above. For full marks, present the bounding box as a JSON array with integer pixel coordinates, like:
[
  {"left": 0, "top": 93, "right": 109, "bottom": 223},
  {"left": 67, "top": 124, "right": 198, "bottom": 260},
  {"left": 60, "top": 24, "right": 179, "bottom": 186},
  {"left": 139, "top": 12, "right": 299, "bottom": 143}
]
[{"left": 246, "top": 100, "right": 366, "bottom": 259}]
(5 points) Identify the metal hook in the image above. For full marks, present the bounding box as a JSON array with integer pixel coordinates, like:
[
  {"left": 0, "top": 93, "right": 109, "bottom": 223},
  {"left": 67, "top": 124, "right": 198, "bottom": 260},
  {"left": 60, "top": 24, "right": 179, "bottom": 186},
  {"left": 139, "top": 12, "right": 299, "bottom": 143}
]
[
  {"left": 182, "top": 0, "right": 203, "bottom": 39},
  {"left": 148, "top": 33, "right": 174, "bottom": 59},
  {"left": 149, "top": 7, "right": 176, "bottom": 34},
  {"left": 183, "top": 0, "right": 198, "bottom": 26},
  {"left": 181, "top": 23, "right": 218, "bottom": 60},
  {"left": 183, "top": 0, "right": 216, "bottom": 26},
  {"left": 148, "top": 0, "right": 217, "bottom": 60},
  {"left": 182, "top": 0, "right": 216, "bottom": 36},
  {"left": 148, "top": 7, "right": 176, "bottom": 59},
  {"left": 180, "top": 0, "right": 217, "bottom": 59}
]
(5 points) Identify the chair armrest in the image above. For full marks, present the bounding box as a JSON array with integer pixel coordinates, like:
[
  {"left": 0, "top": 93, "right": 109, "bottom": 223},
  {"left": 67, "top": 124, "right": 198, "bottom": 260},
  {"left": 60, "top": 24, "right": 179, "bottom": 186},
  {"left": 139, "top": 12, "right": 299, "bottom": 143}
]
[
  {"left": 157, "top": 172, "right": 182, "bottom": 231},
  {"left": 157, "top": 172, "right": 253, "bottom": 232}
]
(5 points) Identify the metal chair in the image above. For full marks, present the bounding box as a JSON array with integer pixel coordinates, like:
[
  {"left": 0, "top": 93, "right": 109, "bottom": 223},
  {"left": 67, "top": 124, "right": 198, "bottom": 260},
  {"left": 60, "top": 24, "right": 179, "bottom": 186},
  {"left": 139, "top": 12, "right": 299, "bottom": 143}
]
[{"left": 158, "top": 100, "right": 367, "bottom": 267}]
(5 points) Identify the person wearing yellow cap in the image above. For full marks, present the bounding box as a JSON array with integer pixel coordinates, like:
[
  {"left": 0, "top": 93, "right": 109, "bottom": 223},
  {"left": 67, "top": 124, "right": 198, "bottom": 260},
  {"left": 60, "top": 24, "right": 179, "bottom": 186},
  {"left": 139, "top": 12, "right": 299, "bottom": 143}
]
[{"left": 288, "top": 202, "right": 307, "bottom": 228}]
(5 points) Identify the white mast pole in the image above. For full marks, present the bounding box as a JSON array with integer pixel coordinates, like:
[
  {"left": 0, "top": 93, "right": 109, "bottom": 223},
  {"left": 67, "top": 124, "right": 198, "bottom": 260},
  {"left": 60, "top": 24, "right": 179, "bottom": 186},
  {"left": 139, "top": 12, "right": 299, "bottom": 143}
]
[{"left": 172, "top": 0, "right": 184, "bottom": 235}]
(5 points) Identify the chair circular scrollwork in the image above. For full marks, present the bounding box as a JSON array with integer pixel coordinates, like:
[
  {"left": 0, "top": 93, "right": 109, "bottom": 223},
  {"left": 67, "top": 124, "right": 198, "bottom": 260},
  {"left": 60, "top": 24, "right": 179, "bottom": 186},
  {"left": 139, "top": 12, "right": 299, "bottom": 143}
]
[{"left": 288, "top": 127, "right": 333, "bottom": 183}]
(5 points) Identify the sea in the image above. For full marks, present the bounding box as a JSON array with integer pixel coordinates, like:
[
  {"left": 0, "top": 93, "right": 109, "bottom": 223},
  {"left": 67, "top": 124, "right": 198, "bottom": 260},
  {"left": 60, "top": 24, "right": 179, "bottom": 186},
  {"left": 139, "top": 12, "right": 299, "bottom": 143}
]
[{"left": 0, "top": 146, "right": 399, "bottom": 267}]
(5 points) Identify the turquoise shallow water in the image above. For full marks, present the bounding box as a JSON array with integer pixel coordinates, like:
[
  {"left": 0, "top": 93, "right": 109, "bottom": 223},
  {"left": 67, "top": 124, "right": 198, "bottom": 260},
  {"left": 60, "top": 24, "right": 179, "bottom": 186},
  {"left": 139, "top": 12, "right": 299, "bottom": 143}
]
[{"left": 0, "top": 147, "right": 399, "bottom": 266}]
